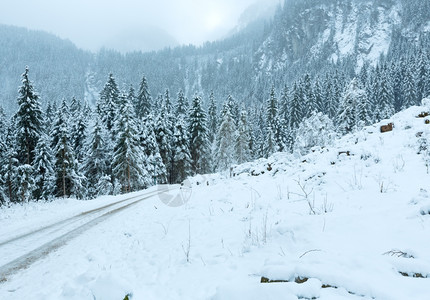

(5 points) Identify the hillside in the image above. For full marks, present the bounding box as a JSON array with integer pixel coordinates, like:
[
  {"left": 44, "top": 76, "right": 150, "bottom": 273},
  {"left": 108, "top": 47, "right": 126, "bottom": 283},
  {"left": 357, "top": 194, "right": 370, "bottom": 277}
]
[
  {"left": 1, "top": 0, "right": 429, "bottom": 114},
  {"left": 1, "top": 101, "right": 430, "bottom": 299}
]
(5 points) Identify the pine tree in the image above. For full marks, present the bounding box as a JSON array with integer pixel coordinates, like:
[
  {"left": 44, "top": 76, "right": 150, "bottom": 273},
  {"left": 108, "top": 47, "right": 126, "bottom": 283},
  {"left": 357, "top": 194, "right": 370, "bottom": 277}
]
[
  {"left": 402, "top": 66, "right": 417, "bottom": 109},
  {"left": 376, "top": 71, "right": 395, "bottom": 121},
  {"left": 216, "top": 104, "right": 237, "bottom": 172},
  {"left": 135, "top": 75, "right": 152, "bottom": 120},
  {"left": 52, "top": 101, "right": 80, "bottom": 198},
  {"left": 16, "top": 164, "right": 34, "bottom": 203},
  {"left": 290, "top": 81, "right": 303, "bottom": 129},
  {"left": 236, "top": 110, "right": 251, "bottom": 164},
  {"left": 302, "top": 73, "right": 316, "bottom": 117},
  {"left": 45, "top": 101, "right": 56, "bottom": 132},
  {"left": 175, "top": 89, "right": 188, "bottom": 117},
  {"left": 207, "top": 91, "right": 218, "bottom": 145},
  {"left": 140, "top": 119, "right": 167, "bottom": 185},
  {"left": 171, "top": 118, "right": 192, "bottom": 183},
  {"left": 263, "top": 126, "right": 276, "bottom": 158},
  {"left": 71, "top": 107, "right": 88, "bottom": 165},
  {"left": 314, "top": 77, "right": 324, "bottom": 113},
  {"left": 0, "top": 125, "right": 19, "bottom": 203},
  {"left": 279, "top": 84, "right": 290, "bottom": 124},
  {"left": 188, "top": 95, "right": 211, "bottom": 174},
  {"left": 97, "top": 73, "right": 120, "bottom": 135},
  {"left": 154, "top": 105, "right": 173, "bottom": 183},
  {"left": 112, "top": 94, "right": 149, "bottom": 193},
  {"left": 83, "top": 116, "right": 110, "bottom": 198},
  {"left": 266, "top": 86, "right": 278, "bottom": 130},
  {"left": 32, "top": 133, "right": 55, "bottom": 200},
  {"left": 337, "top": 78, "right": 360, "bottom": 134},
  {"left": 14, "top": 67, "right": 44, "bottom": 166}
]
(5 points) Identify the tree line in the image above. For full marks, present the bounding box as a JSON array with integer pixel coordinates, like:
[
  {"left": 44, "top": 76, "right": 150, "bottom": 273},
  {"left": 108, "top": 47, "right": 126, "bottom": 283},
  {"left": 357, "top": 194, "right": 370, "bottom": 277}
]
[{"left": 0, "top": 41, "right": 429, "bottom": 205}]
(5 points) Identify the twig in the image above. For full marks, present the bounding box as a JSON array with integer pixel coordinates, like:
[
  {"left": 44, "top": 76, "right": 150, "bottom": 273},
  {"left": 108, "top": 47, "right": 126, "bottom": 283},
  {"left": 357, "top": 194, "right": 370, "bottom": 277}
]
[{"left": 299, "top": 249, "right": 322, "bottom": 259}]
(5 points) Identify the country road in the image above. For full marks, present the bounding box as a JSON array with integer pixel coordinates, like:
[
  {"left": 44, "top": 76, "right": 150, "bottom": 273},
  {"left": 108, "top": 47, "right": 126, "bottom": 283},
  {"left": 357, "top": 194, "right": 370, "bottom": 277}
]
[{"left": 0, "top": 187, "right": 174, "bottom": 283}]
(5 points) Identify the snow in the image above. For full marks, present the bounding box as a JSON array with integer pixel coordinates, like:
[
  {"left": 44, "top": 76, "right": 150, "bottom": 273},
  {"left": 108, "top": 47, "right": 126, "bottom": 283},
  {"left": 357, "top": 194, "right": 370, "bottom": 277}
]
[{"left": 2, "top": 105, "right": 430, "bottom": 299}]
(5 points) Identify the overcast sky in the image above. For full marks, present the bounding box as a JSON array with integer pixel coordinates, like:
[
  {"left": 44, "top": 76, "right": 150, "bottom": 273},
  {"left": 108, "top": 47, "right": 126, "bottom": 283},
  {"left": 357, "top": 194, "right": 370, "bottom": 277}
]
[{"left": 0, "top": 0, "right": 272, "bottom": 52}]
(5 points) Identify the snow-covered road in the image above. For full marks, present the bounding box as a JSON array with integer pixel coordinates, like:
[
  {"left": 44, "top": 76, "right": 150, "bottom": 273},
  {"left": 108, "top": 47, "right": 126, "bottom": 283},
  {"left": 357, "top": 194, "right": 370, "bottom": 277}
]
[{"left": 0, "top": 187, "right": 173, "bottom": 283}]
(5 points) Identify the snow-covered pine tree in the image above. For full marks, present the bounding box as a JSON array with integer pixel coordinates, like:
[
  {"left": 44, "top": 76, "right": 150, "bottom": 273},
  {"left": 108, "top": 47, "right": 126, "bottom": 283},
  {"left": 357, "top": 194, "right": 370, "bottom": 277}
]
[
  {"left": 97, "top": 73, "right": 120, "bottom": 136},
  {"left": 265, "top": 86, "right": 285, "bottom": 152},
  {"left": 154, "top": 102, "right": 173, "bottom": 183},
  {"left": 135, "top": 75, "right": 152, "bottom": 120},
  {"left": 83, "top": 116, "right": 110, "bottom": 198},
  {"left": 376, "top": 70, "right": 395, "bottom": 121},
  {"left": 175, "top": 89, "right": 189, "bottom": 117},
  {"left": 302, "top": 73, "right": 316, "bottom": 117},
  {"left": 290, "top": 81, "right": 303, "bottom": 130},
  {"left": 279, "top": 84, "right": 290, "bottom": 124},
  {"left": 71, "top": 104, "right": 88, "bottom": 166},
  {"left": 337, "top": 78, "right": 361, "bottom": 135},
  {"left": 329, "top": 70, "right": 343, "bottom": 122},
  {"left": 314, "top": 77, "right": 324, "bottom": 113},
  {"left": 52, "top": 100, "right": 81, "bottom": 198},
  {"left": 402, "top": 65, "right": 417, "bottom": 110},
  {"left": 16, "top": 164, "right": 34, "bottom": 203},
  {"left": 266, "top": 86, "right": 278, "bottom": 131},
  {"left": 207, "top": 91, "right": 218, "bottom": 145},
  {"left": 416, "top": 50, "right": 427, "bottom": 103},
  {"left": 216, "top": 104, "right": 237, "bottom": 172},
  {"left": 14, "top": 67, "right": 44, "bottom": 166},
  {"left": 263, "top": 125, "right": 276, "bottom": 158},
  {"left": 0, "top": 125, "right": 19, "bottom": 203},
  {"left": 188, "top": 95, "right": 211, "bottom": 174},
  {"left": 112, "top": 93, "right": 149, "bottom": 193},
  {"left": 171, "top": 118, "right": 192, "bottom": 183},
  {"left": 140, "top": 118, "right": 167, "bottom": 185},
  {"left": 235, "top": 110, "right": 251, "bottom": 164},
  {"left": 32, "top": 133, "right": 55, "bottom": 200},
  {"left": 44, "top": 101, "right": 56, "bottom": 132}
]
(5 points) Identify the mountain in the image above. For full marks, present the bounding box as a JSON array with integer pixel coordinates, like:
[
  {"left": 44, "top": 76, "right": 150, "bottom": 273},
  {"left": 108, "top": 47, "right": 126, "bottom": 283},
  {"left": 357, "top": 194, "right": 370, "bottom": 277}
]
[{"left": 0, "top": 0, "right": 429, "bottom": 114}]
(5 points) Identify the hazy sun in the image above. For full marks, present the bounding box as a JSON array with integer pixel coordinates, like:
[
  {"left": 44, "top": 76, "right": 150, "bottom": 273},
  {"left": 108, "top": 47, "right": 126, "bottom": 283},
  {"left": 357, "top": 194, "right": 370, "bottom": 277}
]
[{"left": 206, "top": 12, "right": 222, "bottom": 30}]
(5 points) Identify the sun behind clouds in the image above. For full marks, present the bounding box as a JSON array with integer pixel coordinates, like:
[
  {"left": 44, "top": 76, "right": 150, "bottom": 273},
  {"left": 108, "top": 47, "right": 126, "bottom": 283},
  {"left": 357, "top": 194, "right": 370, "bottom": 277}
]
[{"left": 205, "top": 11, "right": 223, "bottom": 30}]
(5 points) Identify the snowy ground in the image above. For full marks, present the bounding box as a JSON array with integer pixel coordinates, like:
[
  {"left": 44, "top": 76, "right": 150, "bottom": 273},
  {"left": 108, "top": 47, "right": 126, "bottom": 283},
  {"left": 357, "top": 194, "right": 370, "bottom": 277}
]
[{"left": 1, "top": 105, "right": 430, "bottom": 299}]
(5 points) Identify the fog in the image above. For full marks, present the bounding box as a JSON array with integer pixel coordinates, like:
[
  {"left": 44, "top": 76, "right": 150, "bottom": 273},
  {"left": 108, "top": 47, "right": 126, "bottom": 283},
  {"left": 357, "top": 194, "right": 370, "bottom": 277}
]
[{"left": 0, "top": 0, "right": 274, "bottom": 52}]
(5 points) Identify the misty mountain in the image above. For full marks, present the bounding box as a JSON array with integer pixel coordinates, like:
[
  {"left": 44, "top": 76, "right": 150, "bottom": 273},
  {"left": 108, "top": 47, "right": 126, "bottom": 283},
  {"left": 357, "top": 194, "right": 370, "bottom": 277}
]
[
  {"left": 0, "top": 0, "right": 429, "bottom": 114},
  {"left": 103, "top": 26, "right": 179, "bottom": 54}
]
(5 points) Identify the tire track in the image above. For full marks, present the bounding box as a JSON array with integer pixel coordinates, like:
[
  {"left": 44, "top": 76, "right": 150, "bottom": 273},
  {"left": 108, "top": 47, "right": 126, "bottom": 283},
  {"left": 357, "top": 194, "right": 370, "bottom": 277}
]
[{"left": 0, "top": 188, "right": 174, "bottom": 283}]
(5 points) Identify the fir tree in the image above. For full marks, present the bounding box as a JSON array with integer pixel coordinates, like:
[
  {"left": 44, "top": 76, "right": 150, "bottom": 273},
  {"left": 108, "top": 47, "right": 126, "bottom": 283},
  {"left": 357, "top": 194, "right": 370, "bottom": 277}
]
[
  {"left": 83, "top": 116, "right": 110, "bottom": 198},
  {"left": 97, "top": 73, "right": 120, "bottom": 135},
  {"left": 337, "top": 78, "right": 360, "bottom": 134},
  {"left": 402, "top": 66, "right": 417, "bottom": 109},
  {"left": 16, "top": 164, "right": 34, "bottom": 203},
  {"left": 207, "top": 91, "right": 218, "bottom": 145},
  {"left": 112, "top": 94, "right": 149, "bottom": 193},
  {"left": 235, "top": 110, "right": 251, "bottom": 164},
  {"left": 32, "top": 133, "right": 55, "bottom": 200},
  {"left": 1, "top": 125, "right": 19, "bottom": 202},
  {"left": 175, "top": 89, "right": 188, "bottom": 117},
  {"left": 216, "top": 104, "right": 237, "bottom": 172},
  {"left": 52, "top": 101, "right": 79, "bottom": 198},
  {"left": 139, "top": 117, "right": 167, "bottom": 185},
  {"left": 14, "top": 67, "right": 44, "bottom": 166},
  {"left": 188, "top": 95, "right": 211, "bottom": 174},
  {"left": 290, "top": 81, "right": 303, "bottom": 129},
  {"left": 171, "top": 118, "right": 192, "bottom": 183},
  {"left": 376, "top": 71, "right": 395, "bottom": 121},
  {"left": 135, "top": 75, "right": 152, "bottom": 120}
]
